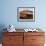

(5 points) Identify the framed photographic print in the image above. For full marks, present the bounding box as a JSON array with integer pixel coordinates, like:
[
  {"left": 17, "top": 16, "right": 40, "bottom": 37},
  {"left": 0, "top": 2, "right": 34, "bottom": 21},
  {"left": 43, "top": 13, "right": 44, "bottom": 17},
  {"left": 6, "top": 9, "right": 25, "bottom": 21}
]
[{"left": 17, "top": 7, "right": 35, "bottom": 22}]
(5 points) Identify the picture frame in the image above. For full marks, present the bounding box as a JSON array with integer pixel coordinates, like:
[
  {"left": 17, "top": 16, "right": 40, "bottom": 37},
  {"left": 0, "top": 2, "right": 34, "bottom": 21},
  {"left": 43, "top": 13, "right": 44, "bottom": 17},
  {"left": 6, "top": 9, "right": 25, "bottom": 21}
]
[{"left": 17, "top": 7, "right": 35, "bottom": 22}]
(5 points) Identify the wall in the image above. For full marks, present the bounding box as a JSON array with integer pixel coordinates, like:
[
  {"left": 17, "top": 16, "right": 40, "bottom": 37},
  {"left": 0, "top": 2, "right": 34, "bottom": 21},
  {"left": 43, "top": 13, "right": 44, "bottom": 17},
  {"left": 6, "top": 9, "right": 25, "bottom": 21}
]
[{"left": 0, "top": 0, "right": 46, "bottom": 30}]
